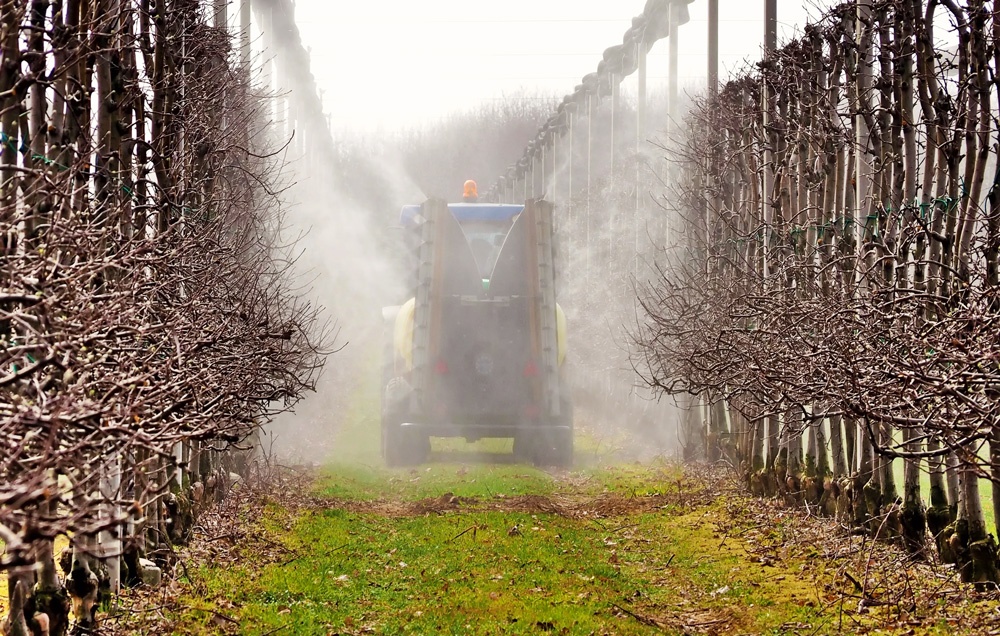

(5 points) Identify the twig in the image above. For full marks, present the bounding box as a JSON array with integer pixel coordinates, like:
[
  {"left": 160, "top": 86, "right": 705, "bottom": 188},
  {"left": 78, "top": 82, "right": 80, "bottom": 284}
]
[
  {"left": 207, "top": 609, "right": 239, "bottom": 624},
  {"left": 447, "top": 524, "right": 480, "bottom": 543},
  {"left": 842, "top": 570, "right": 863, "bottom": 592},
  {"left": 610, "top": 522, "right": 640, "bottom": 534},
  {"left": 279, "top": 541, "right": 350, "bottom": 567},
  {"left": 610, "top": 602, "right": 665, "bottom": 630}
]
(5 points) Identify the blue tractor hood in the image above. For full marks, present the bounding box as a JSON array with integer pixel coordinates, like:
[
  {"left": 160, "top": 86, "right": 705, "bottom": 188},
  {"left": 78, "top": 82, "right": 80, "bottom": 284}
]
[{"left": 399, "top": 203, "right": 524, "bottom": 228}]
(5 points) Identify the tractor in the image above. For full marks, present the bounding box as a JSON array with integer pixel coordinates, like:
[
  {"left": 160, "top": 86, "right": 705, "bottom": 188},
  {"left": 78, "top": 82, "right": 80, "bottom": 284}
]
[{"left": 380, "top": 198, "right": 572, "bottom": 467}]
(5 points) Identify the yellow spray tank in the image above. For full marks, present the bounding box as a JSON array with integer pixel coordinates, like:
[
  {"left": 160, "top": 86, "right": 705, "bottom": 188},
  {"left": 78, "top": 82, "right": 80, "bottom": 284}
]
[{"left": 393, "top": 297, "right": 566, "bottom": 373}]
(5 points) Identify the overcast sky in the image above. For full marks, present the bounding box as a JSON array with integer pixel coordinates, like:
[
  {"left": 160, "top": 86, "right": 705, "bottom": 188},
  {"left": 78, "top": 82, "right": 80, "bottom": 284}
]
[{"left": 286, "top": 1, "right": 836, "bottom": 133}]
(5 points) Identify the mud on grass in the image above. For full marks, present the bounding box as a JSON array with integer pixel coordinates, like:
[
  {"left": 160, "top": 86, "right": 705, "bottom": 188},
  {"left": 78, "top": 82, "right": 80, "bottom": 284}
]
[{"left": 104, "top": 460, "right": 1000, "bottom": 636}]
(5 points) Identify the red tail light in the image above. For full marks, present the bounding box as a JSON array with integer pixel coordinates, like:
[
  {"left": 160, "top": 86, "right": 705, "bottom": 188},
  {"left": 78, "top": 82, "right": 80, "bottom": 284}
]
[
  {"left": 434, "top": 359, "right": 450, "bottom": 374},
  {"left": 523, "top": 359, "right": 539, "bottom": 377}
]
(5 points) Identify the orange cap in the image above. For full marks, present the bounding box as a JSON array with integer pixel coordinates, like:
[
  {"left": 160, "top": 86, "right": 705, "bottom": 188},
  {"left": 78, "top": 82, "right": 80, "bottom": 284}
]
[{"left": 463, "top": 180, "right": 478, "bottom": 199}]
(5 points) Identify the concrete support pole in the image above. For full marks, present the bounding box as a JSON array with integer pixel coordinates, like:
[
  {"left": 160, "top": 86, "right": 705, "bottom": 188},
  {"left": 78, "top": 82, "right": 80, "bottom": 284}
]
[
  {"left": 540, "top": 153, "right": 546, "bottom": 199},
  {"left": 293, "top": 99, "right": 301, "bottom": 158},
  {"left": 855, "top": 0, "right": 872, "bottom": 256},
  {"left": 542, "top": 143, "right": 548, "bottom": 198},
  {"left": 279, "top": 95, "right": 288, "bottom": 150},
  {"left": 532, "top": 155, "right": 538, "bottom": 199},
  {"left": 708, "top": 0, "right": 719, "bottom": 96},
  {"left": 239, "top": 0, "right": 251, "bottom": 70},
  {"left": 586, "top": 94, "right": 593, "bottom": 289},
  {"left": 610, "top": 72, "right": 619, "bottom": 267},
  {"left": 762, "top": 0, "right": 776, "bottom": 278},
  {"left": 610, "top": 72, "right": 618, "bottom": 180},
  {"left": 568, "top": 111, "right": 574, "bottom": 209},
  {"left": 214, "top": 0, "right": 226, "bottom": 29},
  {"left": 765, "top": 0, "right": 778, "bottom": 53},
  {"left": 637, "top": 41, "right": 647, "bottom": 145},
  {"left": 662, "top": 1, "right": 680, "bottom": 253},
  {"left": 549, "top": 141, "right": 553, "bottom": 198},
  {"left": 261, "top": 5, "right": 274, "bottom": 127},
  {"left": 551, "top": 135, "right": 558, "bottom": 204},
  {"left": 567, "top": 112, "right": 574, "bottom": 266},
  {"left": 288, "top": 2, "right": 300, "bottom": 158},
  {"left": 667, "top": 4, "right": 679, "bottom": 137},
  {"left": 636, "top": 38, "right": 647, "bottom": 268}
]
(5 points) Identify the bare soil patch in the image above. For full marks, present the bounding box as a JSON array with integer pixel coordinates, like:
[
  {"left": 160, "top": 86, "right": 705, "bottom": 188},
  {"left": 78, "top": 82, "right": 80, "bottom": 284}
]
[{"left": 322, "top": 491, "right": 680, "bottom": 519}]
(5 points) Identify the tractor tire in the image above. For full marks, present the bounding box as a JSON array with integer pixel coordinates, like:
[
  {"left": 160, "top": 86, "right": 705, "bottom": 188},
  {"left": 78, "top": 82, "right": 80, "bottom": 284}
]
[
  {"left": 532, "top": 427, "right": 573, "bottom": 468},
  {"left": 381, "top": 314, "right": 428, "bottom": 467},
  {"left": 512, "top": 432, "right": 534, "bottom": 464},
  {"left": 533, "top": 400, "right": 574, "bottom": 468},
  {"left": 382, "top": 415, "right": 429, "bottom": 467}
]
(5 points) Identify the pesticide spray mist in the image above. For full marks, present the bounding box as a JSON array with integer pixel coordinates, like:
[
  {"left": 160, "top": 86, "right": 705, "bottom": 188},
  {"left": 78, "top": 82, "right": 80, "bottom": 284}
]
[
  {"left": 259, "top": 85, "right": 684, "bottom": 465},
  {"left": 259, "top": 140, "right": 420, "bottom": 464}
]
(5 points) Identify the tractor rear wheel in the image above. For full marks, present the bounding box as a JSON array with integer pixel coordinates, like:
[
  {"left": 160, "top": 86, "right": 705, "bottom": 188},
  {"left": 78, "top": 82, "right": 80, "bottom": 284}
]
[
  {"left": 532, "top": 426, "right": 573, "bottom": 468},
  {"left": 536, "top": 400, "right": 574, "bottom": 468},
  {"left": 382, "top": 415, "right": 429, "bottom": 467}
]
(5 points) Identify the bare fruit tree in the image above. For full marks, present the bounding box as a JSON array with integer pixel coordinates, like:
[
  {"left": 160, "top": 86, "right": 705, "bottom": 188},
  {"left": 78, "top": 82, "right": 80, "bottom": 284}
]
[
  {"left": 634, "top": 0, "right": 1000, "bottom": 583},
  {"left": 0, "top": 1, "right": 328, "bottom": 633}
]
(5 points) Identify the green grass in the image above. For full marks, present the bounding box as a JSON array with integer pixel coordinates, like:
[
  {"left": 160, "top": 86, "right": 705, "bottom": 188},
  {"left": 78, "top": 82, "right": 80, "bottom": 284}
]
[
  {"left": 314, "top": 461, "right": 557, "bottom": 501},
  {"left": 163, "top": 358, "right": 839, "bottom": 636},
  {"left": 176, "top": 483, "right": 838, "bottom": 636},
  {"left": 159, "top": 358, "right": 968, "bottom": 635},
  {"left": 197, "top": 507, "right": 625, "bottom": 634}
]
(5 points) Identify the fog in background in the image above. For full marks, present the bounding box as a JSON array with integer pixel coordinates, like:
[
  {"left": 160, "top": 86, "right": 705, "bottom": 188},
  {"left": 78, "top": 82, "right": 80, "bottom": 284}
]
[
  {"left": 293, "top": 0, "right": 835, "bottom": 132},
  {"left": 251, "top": 0, "right": 838, "bottom": 464}
]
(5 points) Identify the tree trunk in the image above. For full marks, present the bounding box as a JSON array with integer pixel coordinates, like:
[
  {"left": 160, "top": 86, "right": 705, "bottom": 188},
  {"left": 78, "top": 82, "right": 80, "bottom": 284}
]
[
  {"left": 900, "top": 426, "right": 926, "bottom": 554},
  {"left": 750, "top": 417, "right": 765, "bottom": 472},
  {"left": 0, "top": 0, "right": 25, "bottom": 226},
  {"left": 844, "top": 416, "right": 857, "bottom": 474},
  {"left": 954, "top": 463, "right": 1000, "bottom": 584},
  {"left": 829, "top": 414, "right": 846, "bottom": 477},
  {"left": 946, "top": 451, "right": 962, "bottom": 517},
  {"left": 926, "top": 435, "right": 954, "bottom": 557},
  {"left": 879, "top": 421, "right": 898, "bottom": 506}
]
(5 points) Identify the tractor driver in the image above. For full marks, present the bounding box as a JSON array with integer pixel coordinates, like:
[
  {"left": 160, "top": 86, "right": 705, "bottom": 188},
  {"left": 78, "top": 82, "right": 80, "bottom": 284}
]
[{"left": 463, "top": 179, "right": 479, "bottom": 203}]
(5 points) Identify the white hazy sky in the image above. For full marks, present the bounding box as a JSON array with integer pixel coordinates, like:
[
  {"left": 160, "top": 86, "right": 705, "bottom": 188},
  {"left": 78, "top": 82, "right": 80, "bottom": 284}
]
[{"left": 285, "top": 1, "right": 835, "bottom": 133}]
